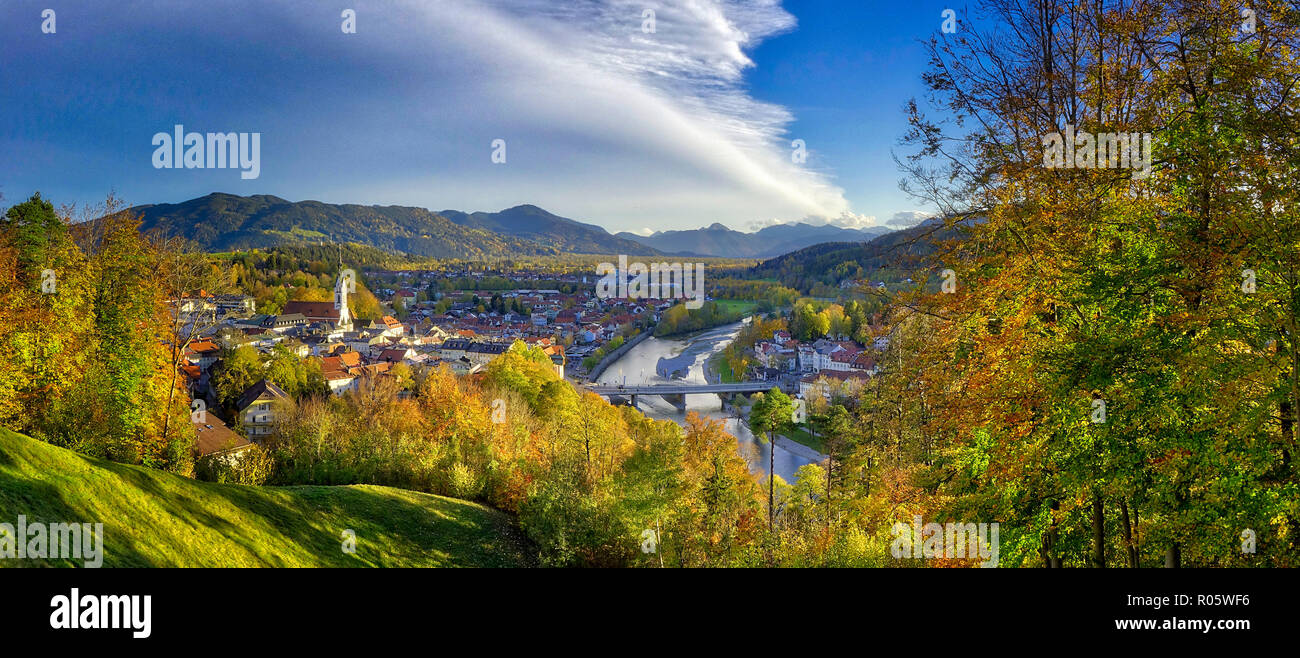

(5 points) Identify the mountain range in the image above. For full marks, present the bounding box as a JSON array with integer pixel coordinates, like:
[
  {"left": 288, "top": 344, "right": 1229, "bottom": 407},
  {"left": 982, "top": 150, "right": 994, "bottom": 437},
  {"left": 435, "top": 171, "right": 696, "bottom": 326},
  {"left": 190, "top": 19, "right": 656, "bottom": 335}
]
[
  {"left": 122, "top": 193, "right": 894, "bottom": 261},
  {"left": 616, "top": 222, "right": 892, "bottom": 258}
]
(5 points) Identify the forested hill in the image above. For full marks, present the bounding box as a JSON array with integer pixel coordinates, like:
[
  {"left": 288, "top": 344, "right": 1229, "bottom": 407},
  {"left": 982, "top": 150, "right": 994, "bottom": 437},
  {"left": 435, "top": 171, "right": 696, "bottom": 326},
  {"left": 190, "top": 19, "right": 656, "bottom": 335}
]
[
  {"left": 748, "top": 219, "right": 969, "bottom": 292},
  {"left": 437, "top": 204, "right": 663, "bottom": 256},
  {"left": 125, "top": 193, "right": 560, "bottom": 259}
]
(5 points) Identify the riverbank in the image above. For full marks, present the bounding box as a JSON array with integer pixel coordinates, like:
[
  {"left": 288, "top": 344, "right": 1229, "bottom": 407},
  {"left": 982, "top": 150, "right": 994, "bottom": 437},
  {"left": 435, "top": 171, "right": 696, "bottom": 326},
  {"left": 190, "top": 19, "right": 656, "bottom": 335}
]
[
  {"left": 584, "top": 330, "right": 653, "bottom": 381},
  {"left": 588, "top": 318, "right": 826, "bottom": 480},
  {"left": 704, "top": 326, "right": 828, "bottom": 463}
]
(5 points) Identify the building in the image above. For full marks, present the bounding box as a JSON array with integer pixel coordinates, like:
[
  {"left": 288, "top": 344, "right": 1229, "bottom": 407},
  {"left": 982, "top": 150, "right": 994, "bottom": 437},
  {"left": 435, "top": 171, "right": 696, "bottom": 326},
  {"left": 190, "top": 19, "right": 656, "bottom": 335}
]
[
  {"left": 183, "top": 340, "right": 222, "bottom": 370},
  {"left": 236, "top": 379, "right": 289, "bottom": 438},
  {"left": 377, "top": 348, "right": 416, "bottom": 364},
  {"left": 213, "top": 294, "right": 256, "bottom": 316},
  {"left": 465, "top": 342, "right": 509, "bottom": 367},
  {"left": 194, "top": 414, "right": 254, "bottom": 462},
  {"left": 260, "top": 313, "right": 308, "bottom": 332},
  {"left": 283, "top": 302, "right": 347, "bottom": 326},
  {"left": 798, "top": 370, "right": 873, "bottom": 402},
  {"left": 283, "top": 271, "right": 355, "bottom": 331}
]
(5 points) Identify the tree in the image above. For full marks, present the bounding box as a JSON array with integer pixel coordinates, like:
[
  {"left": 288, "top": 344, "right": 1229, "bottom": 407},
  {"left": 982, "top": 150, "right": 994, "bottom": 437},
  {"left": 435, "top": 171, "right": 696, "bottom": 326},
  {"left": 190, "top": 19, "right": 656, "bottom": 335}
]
[
  {"left": 151, "top": 234, "right": 235, "bottom": 451},
  {"left": 819, "top": 404, "right": 854, "bottom": 527},
  {"left": 214, "top": 345, "right": 263, "bottom": 411},
  {"left": 888, "top": 0, "right": 1300, "bottom": 566},
  {"left": 748, "top": 387, "right": 794, "bottom": 531}
]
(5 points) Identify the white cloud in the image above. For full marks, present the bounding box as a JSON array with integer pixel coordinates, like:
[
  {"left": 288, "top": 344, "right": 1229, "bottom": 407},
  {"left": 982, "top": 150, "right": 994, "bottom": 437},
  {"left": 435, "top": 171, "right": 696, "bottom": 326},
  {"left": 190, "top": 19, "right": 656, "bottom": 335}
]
[
  {"left": 3, "top": 0, "right": 866, "bottom": 232},
  {"left": 371, "top": 0, "right": 857, "bottom": 228},
  {"left": 745, "top": 211, "right": 880, "bottom": 232},
  {"left": 886, "top": 210, "right": 933, "bottom": 227}
]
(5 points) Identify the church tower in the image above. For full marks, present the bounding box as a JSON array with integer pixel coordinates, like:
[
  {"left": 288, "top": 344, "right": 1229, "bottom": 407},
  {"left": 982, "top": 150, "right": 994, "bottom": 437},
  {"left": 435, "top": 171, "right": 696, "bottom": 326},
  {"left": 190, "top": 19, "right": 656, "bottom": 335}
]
[{"left": 334, "top": 268, "right": 354, "bottom": 331}]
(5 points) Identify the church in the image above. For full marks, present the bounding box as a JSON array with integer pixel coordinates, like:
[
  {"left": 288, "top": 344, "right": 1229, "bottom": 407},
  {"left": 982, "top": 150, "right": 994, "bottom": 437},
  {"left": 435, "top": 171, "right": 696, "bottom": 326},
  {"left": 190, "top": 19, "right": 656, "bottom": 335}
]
[{"left": 282, "top": 269, "right": 354, "bottom": 331}]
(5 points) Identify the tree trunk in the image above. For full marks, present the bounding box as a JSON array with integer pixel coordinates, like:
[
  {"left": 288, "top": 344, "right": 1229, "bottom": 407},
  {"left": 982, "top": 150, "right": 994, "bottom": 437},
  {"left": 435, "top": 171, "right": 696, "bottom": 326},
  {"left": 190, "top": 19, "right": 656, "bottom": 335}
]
[
  {"left": 824, "top": 447, "right": 833, "bottom": 534},
  {"left": 1119, "top": 498, "right": 1138, "bottom": 568},
  {"left": 1042, "top": 500, "right": 1061, "bottom": 568},
  {"left": 1281, "top": 398, "right": 1294, "bottom": 472},
  {"left": 1164, "top": 542, "right": 1180, "bottom": 568},
  {"left": 768, "top": 431, "right": 775, "bottom": 531},
  {"left": 1092, "top": 492, "right": 1105, "bottom": 568}
]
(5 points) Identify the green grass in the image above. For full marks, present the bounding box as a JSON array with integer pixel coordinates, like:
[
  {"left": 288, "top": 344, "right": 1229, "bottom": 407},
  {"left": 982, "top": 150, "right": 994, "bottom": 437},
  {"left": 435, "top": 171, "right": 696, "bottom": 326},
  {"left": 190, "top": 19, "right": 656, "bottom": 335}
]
[
  {"left": 0, "top": 429, "right": 533, "bottom": 567},
  {"left": 782, "top": 426, "right": 826, "bottom": 453},
  {"left": 717, "top": 362, "right": 739, "bottom": 383},
  {"left": 713, "top": 299, "right": 759, "bottom": 316},
  {"left": 262, "top": 227, "right": 329, "bottom": 240},
  {"left": 705, "top": 351, "right": 740, "bottom": 384}
]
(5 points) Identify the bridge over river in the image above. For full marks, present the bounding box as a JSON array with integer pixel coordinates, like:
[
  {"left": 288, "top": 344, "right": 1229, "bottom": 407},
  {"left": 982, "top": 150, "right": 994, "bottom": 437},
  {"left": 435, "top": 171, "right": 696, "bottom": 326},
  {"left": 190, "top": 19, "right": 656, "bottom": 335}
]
[{"left": 584, "top": 381, "right": 779, "bottom": 411}]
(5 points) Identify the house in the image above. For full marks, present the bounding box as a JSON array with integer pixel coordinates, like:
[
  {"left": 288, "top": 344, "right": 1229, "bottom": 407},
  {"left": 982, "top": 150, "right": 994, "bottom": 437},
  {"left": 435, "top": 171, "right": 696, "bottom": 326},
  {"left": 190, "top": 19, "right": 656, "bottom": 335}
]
[
  {"left": 368, "top": 315, "right": 404, "bottom": 338},
  {"left": 851, "top": 352, "right": 878, "bottom": 374},
  {"left": 465, "top": 342, "right": 509, "bottom": 367},
  {"left": 438, "top": 338, "right": 472, "bottom": 362},
  {"left": 325, "top": 370, "right": 357, "bottom": 396},
  {"left": 236, "top": 379, "right": 289, "bottom": 439},
  {"left": 179, "top": 363, "right": 202, "bottom": 395},
  {"left": 260, "top": 313, "right": 308, "bottom": 333},
  {"left": 345, "top": 333, "right": 389, "bottom": 356},
  {"left": 797, "top": 345, "right": 817, "bottom": 372},
  {"left": 829, "top": 348, "right": 860, "bottom": 372},
  {"left": 184, "top": 340, "right": 222, "bottom": 370},
  {"left": 535, "top": 343, "right": 566, "bottom": 378},
  {"left": 798, "top": 370, "right": 873, "bottom": 402},
  {"left": 378, "top": 348, "right": 416, "bottom": 364},
  {"left": 193, "top": 414, "right": 253, "bottom": 461},
  {"left": 213, "top": 294, "right": 256, "bottom": 316},
  {"left": 322, "top": 350, "right": 363, "bottom": 372}
]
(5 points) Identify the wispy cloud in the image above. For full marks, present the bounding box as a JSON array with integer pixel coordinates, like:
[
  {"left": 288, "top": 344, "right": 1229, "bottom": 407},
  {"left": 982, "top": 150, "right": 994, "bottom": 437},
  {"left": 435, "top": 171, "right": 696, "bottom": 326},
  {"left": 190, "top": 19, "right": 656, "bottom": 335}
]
[
  {"left": 746, "top": 211, "right": 879, "bottom": 231},
  {"left": 1, "top": 0, "right": 867, "bottom": 231},
  {"left": 886, "top": 210, "right": 933, "bottom": 228}
]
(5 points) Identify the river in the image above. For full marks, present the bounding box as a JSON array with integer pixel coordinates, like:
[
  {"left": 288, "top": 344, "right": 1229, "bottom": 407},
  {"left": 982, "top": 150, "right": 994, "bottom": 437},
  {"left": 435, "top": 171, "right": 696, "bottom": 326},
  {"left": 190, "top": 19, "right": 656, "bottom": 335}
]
[{"left": 594, "top": 321, "right": 820, "bottom": 483}]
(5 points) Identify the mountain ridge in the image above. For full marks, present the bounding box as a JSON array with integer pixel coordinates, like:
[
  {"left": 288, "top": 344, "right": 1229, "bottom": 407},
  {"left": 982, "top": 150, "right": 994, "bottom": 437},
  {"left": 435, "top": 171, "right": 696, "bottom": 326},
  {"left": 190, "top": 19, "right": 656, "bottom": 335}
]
[
  {"left": 120, "top": 192, "right": 896, "bottom": 261},
  {"left": 616, "top": 221, "right": 893, "bottom": 258},
  {"left": 126, "top": 193, "right": 557, "bottom": 259}
]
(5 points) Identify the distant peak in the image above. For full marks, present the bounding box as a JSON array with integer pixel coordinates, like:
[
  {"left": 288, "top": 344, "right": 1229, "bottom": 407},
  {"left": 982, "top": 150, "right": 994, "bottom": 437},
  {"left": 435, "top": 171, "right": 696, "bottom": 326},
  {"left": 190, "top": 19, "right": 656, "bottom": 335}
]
[
  {"left": 503, "top": 203, "right": 548, "bottom": 214},
  {"left": 706, "top": 222, "right": 729, "bottom": 231}
]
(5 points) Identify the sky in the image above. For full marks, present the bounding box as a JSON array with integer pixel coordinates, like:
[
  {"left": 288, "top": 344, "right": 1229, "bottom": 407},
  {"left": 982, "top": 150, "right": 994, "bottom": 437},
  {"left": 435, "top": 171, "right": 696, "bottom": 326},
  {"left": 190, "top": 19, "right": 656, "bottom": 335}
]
[{"left": 1, "top": 0, "right": 949, "bottom": 234}]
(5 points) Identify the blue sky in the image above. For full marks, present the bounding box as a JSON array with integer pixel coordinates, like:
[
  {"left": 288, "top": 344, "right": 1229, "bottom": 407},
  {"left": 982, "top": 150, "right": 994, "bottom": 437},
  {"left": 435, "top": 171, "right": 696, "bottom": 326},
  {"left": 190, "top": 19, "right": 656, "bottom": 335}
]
[{"left": 1, "top": 0, "right": 950, "bottom": 233}]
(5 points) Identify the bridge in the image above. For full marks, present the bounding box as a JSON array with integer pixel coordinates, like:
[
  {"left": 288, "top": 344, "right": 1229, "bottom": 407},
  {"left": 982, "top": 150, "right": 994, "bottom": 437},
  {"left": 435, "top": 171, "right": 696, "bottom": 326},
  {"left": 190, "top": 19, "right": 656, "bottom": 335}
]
[{"left": 584, "top": 381, "right": 778, "bottom": 411}]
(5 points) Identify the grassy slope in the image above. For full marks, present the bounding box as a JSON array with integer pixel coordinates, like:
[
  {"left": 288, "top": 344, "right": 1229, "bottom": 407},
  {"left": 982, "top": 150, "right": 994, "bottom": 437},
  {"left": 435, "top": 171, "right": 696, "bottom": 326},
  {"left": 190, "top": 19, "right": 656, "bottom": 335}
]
[
  {"left": 0, "top": 429, "right": 533, "bottom": 567},
  {"left": 712, "top": 299, "right": 758, "bottom": 316}
]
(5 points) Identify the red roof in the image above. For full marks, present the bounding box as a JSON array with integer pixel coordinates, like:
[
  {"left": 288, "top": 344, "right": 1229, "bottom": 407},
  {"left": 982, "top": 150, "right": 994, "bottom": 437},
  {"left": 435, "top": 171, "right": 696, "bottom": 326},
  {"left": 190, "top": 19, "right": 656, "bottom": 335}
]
[
  {"left": 283, "top": 301, "right": 340, "bottom": 321},
  {"left": 187, "top": 340, "right": 221, "bottom": 355},
  {"left": 194, "top": 415, "right": 251, "bottom": 457},
  {"left": 378, "top": 349, "right": 410, "bottom": 362}
]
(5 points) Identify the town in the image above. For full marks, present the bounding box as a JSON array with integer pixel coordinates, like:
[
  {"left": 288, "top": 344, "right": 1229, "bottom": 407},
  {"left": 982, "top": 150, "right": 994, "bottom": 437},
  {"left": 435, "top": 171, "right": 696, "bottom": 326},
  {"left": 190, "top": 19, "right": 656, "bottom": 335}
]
[{"left": 175, "top": 263, "right": 891, "bottom": 468}]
